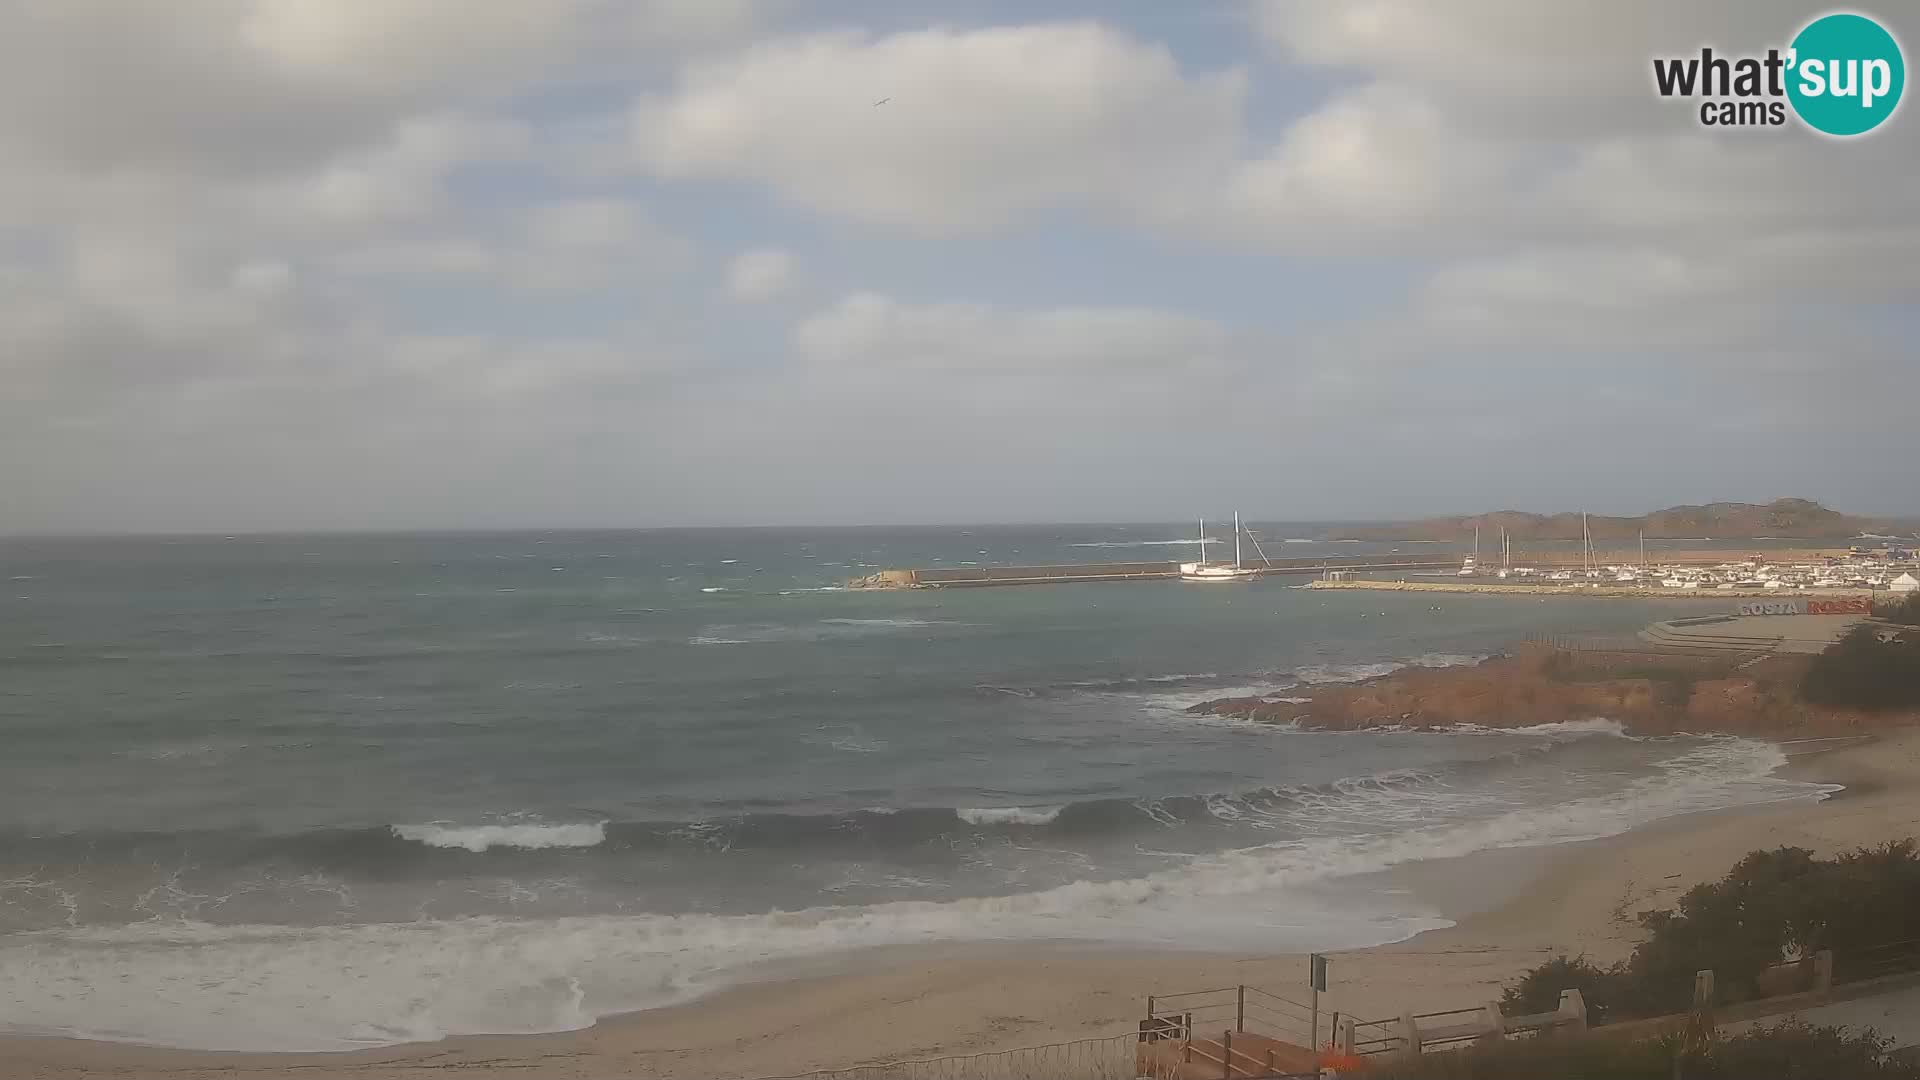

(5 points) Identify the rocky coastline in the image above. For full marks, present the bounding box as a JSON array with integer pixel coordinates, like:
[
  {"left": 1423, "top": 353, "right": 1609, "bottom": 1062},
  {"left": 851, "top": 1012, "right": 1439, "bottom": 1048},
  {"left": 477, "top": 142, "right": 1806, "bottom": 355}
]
[{"left": 1187, "top": 644, "right": 1920, "bottom": 737}]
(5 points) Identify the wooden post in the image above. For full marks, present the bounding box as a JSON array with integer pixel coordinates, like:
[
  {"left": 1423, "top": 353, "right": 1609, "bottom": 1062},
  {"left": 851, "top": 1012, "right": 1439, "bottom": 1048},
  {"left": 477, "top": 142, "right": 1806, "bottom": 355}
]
[
  {"left": 1236, "top": 985, "right": 1245, "bottom": 1033},
  {"left": 1222, "top": 1029, "right": 1233, "bottom": 1079},
  {"left": 1338, "top": 1016, "right": 1357, "bottom": 1056},
  {"left": 1310, "top": 983, "right": 1319, "bottom": 1050},
  {"left": 1400, "top": 1011, "right": 1421, "bottom": 1060},
  {"left": 1147, "top": 994, "right": 1156, "bottom": 1022},
  {"left": 1814, "top": 950, "right": 1835, "bottom": 994}
]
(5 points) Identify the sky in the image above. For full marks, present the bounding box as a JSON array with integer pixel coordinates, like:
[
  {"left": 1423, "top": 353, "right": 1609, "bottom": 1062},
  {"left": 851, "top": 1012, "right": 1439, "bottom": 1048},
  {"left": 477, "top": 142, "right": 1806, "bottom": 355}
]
[{"left": 2, "top": 1, "right": 1915, "bottom": 533}]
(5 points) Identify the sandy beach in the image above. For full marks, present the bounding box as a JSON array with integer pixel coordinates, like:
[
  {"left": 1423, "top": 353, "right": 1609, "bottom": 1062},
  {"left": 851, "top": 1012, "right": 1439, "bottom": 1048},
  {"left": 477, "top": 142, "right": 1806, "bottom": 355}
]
[{"left": 6, "top": 728, "right": 1918, "bottom": 1080}]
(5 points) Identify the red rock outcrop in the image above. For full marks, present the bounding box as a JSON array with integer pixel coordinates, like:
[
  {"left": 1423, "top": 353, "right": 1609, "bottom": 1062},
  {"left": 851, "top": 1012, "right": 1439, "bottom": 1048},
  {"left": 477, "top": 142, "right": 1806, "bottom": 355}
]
[{"left": 1189, "top": 648, "right": 1920, "bottom": 737}]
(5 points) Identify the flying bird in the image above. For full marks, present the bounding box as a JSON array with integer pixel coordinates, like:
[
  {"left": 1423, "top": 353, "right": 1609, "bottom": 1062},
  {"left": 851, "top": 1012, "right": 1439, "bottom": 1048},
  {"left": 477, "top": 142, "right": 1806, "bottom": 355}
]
[{"left": 872, "top": 97, "right": 890, "bottom": 106}]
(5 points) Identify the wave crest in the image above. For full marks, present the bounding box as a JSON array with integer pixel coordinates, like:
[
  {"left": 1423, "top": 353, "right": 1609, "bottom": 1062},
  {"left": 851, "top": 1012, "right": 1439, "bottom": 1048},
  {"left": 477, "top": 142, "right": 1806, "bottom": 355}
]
[
  {"left": 392, "top": 822, "right": 607, "bottom": 853},
  {"left": 955, "top": 805, "right": 1065, "bottom": 826}
]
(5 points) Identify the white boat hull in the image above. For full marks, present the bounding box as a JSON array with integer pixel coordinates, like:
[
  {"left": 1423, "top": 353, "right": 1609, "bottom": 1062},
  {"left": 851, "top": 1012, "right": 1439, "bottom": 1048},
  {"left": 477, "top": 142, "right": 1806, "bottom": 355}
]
[{"left": 1180, "top": 563, "right": 1257, "bottom": 582}]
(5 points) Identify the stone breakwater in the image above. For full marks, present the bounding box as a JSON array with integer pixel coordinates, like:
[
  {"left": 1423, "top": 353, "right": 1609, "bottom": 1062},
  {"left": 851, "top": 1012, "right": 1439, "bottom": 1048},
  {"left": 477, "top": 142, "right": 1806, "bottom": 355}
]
[{"left": 1187, "top": 647, "right": 1918, "bottom": 737}]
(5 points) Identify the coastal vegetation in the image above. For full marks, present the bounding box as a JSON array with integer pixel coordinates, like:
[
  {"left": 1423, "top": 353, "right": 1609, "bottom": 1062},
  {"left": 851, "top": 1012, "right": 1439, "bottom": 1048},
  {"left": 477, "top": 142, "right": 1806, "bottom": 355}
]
[
  {"left": 1500, "top": 841, "right": 1920, "bottom": 1022},
  {"left": 1877, "top": 591, "right": 1920, "bottom": 626},
  {"left": 1800, "top": 625, "right": 1920, "bottom": 710},
  {"left": 1371, "top": 1020, "right": 1920, "bottom": 1079}
]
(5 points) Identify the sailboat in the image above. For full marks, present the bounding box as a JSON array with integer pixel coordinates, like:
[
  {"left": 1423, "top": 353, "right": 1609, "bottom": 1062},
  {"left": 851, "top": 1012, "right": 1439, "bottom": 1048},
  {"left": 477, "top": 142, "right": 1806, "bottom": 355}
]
[
  {"left": 1581, "top": 512, "right": 1604, "bottom": 578},
  {"left": 1458, "top": 524, "right": 1480, "bottom": 576},
  {"left": 1181, "top": 513, "right": 1258, "bottom": 582}
]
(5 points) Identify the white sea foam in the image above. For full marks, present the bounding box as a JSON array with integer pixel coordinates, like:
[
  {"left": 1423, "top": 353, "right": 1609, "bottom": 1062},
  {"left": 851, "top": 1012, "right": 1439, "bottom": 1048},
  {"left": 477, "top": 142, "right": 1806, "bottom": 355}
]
[
  {"left": 4, "top": 738, "right": 1833, "bottom": 1053},
  {"left": 956, "top": 805, "right": 1066, "bottom": 826},
  {"left": 1442, "top": 718, "right": 1634, "bottom": 739},
  {"left": 1061, "top": 672, "right": 1220, "bottom": 690},
  {"left": 1407, "top": 653, "right": 1486, "bottom": 669},
  {"left": 699, "top": 587, "right": 726, "bottom": 593},
  {"left": 392, "top": 822, "right": 607, "bottom": 853},
  {"left": 1293, "top": 662, "right": 1407, "bottom": 684},
  {"left": 1136, "top": 681, "right": 1302, "bottom": 714},
  {"left": 1293, "top": 654, "right": 1483, "bottom": 686}
]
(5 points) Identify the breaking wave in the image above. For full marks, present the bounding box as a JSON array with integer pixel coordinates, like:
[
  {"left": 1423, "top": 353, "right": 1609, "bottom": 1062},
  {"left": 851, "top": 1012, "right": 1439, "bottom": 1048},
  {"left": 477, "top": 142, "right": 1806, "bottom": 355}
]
[
  {"left": 956, "top": 805, "right": 1066, "bottom": 826},
  {"left": 0, "top": 738, "right": 1832, "bottom": 1052},
  {"left": 392, "top": 822, "right": 607, "bottom": 853}
]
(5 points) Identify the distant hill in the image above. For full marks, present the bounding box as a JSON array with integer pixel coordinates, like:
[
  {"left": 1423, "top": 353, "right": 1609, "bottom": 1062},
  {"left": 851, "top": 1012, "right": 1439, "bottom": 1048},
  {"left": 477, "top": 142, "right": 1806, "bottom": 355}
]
[{"left": 1328, "top": 499, "right": 1898, "bottom": 542}]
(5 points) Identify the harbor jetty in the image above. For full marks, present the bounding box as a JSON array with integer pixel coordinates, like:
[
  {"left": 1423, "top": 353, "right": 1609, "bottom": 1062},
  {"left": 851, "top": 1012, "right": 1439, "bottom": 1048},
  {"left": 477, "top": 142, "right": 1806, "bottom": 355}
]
[{"left": 846, "top": 556, "right": 1461, "bottom": 589}]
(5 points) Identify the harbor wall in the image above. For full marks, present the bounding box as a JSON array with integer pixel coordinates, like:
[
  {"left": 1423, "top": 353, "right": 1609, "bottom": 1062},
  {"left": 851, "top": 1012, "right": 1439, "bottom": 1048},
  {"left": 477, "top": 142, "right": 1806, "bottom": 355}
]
[
  {"left": 909, "top": 561, "right": 1180, "bottom": 585},
  {"left": 849, "top": 557, "right": 1463, "bottom": 588}
]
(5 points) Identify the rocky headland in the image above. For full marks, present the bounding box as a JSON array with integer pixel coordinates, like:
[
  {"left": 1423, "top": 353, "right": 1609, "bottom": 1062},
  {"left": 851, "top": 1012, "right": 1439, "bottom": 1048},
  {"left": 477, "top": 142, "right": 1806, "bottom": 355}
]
[{"left": 1188, "top": 644, "right": 1920, "bottom": 737}]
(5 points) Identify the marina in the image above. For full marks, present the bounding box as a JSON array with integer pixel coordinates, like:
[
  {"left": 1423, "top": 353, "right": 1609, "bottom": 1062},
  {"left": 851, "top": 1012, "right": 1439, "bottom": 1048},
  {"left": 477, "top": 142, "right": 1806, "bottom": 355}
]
[{"left": 850, "top": 539, "right": 1917, "bottom": 593}]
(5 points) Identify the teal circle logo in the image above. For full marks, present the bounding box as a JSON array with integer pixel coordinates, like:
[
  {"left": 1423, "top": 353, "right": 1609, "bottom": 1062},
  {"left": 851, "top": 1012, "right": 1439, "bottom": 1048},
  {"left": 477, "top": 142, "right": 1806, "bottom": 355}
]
[{"left": 1786, "top": 12, "right": 1905, "bottom": 136}]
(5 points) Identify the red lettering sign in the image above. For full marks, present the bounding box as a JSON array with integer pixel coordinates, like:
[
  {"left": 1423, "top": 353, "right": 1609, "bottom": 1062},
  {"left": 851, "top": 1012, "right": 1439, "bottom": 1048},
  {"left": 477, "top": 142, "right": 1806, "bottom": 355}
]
[{"left": 1807, "top": 597, "right": 1870, "bottom": 615}]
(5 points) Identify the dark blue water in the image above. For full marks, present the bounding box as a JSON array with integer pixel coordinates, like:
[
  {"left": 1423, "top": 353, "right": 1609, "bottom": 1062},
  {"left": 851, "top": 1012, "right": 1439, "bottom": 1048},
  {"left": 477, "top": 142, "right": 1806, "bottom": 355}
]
[{"left": 0, "top": 528, "right": 1833, "bottom": 1050}]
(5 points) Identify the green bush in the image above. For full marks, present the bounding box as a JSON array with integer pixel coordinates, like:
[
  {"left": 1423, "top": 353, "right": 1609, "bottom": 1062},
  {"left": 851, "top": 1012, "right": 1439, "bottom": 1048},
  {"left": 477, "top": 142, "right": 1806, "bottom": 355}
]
[
  {"left": 1623, "top": 846, "right": 1821, "bottom": 1013},
  {"left": 1876, "top": 591, "right": 1920, "bottom": 626},
  {"left": 1800, "top": 625, "right": 1920, "bottom": 710},
  {"left": 1370, "top": 1021, "right": 1920, "bottom": 1080},
  {"left": 1499, "top": 841, "right": 1920, "bottom": 1022},
  {"left": 1498, "top": 955, "right": 1626, "bottom": 1025},
  {"left": 1783, "top": 839, "right": 1920, "bottom": 957}
]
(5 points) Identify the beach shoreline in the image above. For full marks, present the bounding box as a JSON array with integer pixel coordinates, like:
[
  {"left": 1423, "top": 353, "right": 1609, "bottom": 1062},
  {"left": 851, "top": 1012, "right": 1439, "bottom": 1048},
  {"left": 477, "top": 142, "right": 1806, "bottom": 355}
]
[{"left": 7, "top": 727, "right": 1918, "bottom": 1078}]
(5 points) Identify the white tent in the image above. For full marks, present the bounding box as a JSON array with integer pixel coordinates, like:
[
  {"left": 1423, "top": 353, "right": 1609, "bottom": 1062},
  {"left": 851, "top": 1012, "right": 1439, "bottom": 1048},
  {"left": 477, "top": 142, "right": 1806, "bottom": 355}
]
[{"left": 1892, "top": 572, "right": 1920, "bottom": 593}]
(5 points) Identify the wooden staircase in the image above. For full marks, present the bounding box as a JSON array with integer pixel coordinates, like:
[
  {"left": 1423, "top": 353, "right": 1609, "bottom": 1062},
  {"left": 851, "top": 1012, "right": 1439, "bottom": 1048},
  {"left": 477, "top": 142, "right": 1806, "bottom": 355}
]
[{"left": 1136, "top": 986, "right": 1324, "bottom": 1079}]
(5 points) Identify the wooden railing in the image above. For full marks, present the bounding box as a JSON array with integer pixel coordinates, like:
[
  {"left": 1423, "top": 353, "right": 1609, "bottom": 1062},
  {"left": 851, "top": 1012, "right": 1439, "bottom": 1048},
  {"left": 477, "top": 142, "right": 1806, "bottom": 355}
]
[{"left": 1139, "top": 984, "right": 1323, "bottom": 1079}]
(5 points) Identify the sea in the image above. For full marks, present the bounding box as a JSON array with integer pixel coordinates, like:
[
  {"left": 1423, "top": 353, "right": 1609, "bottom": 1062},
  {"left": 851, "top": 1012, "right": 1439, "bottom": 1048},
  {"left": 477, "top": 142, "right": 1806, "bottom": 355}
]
[{"left": 0, "top": 526, "right": 1837, "bottom": 1051}]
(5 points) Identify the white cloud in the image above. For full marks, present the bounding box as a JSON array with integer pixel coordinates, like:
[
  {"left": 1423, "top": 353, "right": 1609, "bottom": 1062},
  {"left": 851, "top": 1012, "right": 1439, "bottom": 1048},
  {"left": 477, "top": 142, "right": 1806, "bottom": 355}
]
[
  {"left": 333, "top": 198, "right": 689, "bottom": 292},
  {"left": 631, "top": 22, "right": 1246, "bottom": 230},
  {"left": 1214, "top": 83, "right": 1510, "bottom": 242},
  {"left": 792, "top": 292, "right": 1239, "bottom": 378},
  {"left": 1252, "top": 0, "right": 1815, "bottom": 134},
  {"left": 724, "top": 249, "right": 797, "bottom": 301},
  {"left": 0, "top": 1, "right": 770, "bottom": 178},
  {"left": 230, "top": 260, "right": 296, "bottom": 299}
]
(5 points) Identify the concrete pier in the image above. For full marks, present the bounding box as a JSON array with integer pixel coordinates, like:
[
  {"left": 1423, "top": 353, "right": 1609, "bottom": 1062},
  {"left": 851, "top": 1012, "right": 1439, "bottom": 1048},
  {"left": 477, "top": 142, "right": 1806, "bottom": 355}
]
[{"left": 847, "top": 557, "right": 1461, "bottom": 589}]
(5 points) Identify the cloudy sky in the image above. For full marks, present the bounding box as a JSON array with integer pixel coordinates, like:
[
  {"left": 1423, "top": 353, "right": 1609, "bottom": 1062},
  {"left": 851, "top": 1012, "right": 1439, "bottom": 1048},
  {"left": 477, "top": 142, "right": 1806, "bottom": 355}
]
[{"left": 2, "top": 1, "right": 1914, "bottom": 532}]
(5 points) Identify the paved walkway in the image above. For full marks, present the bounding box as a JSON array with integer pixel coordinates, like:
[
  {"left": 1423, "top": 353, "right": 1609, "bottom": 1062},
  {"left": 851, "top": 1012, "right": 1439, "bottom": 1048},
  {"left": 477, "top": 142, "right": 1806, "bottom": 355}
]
[
  {"left": 1645, "top": 613, "right": 1866, "bottom": 654},
  {"left": 1723, "top": 982, "right": 1920, "bottom": 1048}
]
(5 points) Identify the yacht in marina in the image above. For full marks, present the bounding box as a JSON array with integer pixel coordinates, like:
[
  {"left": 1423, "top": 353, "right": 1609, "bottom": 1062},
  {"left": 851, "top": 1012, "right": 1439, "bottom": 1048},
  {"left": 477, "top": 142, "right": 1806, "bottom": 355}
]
[{"left": 1181, "top": 513, "right": 1259, "bottom": 582}]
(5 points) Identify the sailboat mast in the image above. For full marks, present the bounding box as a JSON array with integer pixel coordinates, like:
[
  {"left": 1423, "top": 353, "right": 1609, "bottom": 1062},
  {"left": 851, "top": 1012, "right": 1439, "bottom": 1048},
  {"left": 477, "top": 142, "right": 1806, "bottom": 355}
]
[
  {"left": 1197, "top": 517, "right": 1207, "bottom": 566},
  {"left": 1234, "top": 512, "right": 1243, "bottom": 570}
]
